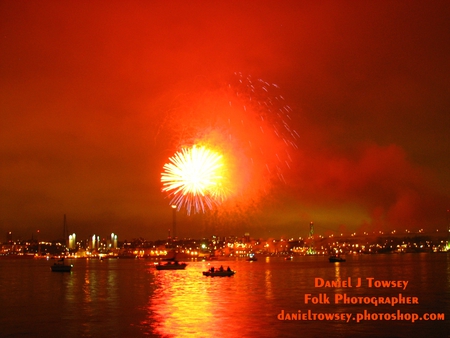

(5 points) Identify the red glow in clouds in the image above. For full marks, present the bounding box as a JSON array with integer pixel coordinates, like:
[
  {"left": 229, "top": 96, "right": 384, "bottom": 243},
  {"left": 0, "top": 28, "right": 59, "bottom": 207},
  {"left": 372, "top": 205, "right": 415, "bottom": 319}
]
[{"left": 1, "top": 1, "right": 449, "bottom": 239}]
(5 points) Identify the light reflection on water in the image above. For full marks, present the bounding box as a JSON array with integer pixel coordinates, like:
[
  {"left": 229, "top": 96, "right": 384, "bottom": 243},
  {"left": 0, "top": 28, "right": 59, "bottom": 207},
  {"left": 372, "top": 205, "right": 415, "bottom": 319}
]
[
  {"left": 265, "top": 268, "right": 273, "bottom": 300},
  {"left": 141, "top": 260, "right": 285, "bottom": 338},
  {"left": 146, "top": 263, "right": 224, "bottom": 337},
  {"left": 0, "top": 254, "right": 449, "bottom": 337},
  {"left": 142, "top": 255, "right": 450, "bottom": 338}
]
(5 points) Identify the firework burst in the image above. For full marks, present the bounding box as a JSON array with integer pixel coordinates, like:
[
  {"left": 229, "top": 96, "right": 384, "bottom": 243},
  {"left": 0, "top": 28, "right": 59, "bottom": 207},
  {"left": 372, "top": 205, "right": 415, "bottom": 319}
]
[
  {"left": 161, "top": 145, "right": 230, "bottom": 215},
  {"left": 159, "top": 73, "right": 299, "bottom": 216}
]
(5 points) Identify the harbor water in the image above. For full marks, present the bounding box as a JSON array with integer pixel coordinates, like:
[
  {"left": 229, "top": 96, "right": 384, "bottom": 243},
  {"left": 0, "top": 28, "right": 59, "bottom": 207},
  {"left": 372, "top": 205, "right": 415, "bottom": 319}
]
[{"left": 0, "top": 253, "right": 449, "bottom": 337}]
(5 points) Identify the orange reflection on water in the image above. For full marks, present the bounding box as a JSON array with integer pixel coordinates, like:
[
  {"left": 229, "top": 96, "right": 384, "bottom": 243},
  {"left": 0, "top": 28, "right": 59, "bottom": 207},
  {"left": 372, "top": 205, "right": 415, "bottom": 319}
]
[
  {"left": 334, "top": 263, "right": 341, "bottom": 280},
  {"left": 144, "top": 263, "right": 233, "bottom": 338},
  {"left": 264, "top": 269, "right": 273, "bottom": 300}
]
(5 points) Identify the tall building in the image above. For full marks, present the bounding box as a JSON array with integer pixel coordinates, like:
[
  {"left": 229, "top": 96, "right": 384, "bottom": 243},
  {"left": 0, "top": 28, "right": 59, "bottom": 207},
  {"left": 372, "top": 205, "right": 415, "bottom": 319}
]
[
  {"left": 91, "top": 234, "right": 97, "bottom": 250},
  {"left": 68, "top": 233, "right": 76, "bottom": 249},
  {"left": 110, "top": 233, "right": 118, "bottom": 249},
  {"left": 307, "top": 222, "right": 316, "bottom": 254}
]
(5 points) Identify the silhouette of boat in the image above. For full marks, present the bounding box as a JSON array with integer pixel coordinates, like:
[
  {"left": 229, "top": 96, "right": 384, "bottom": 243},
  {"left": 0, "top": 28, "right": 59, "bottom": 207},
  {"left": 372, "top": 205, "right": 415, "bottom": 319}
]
[
  {"left": 155, "top": 261, "right": 187, "bottom": 270},
  {"left": 51, "top": 258, "right": 73, "bottom": 272},
  {"left": 155, "top": 255, "right": 187, "bottom": 270},
  {"left": 329, "top": 255, "right": 346, "bottom": 263}
]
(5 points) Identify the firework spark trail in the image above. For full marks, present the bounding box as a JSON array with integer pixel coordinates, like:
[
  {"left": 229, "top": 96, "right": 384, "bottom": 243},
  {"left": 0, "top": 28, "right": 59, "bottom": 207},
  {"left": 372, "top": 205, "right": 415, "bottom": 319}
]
[{"left": 228, "top": 72, "right": 298, "bottom": 178}]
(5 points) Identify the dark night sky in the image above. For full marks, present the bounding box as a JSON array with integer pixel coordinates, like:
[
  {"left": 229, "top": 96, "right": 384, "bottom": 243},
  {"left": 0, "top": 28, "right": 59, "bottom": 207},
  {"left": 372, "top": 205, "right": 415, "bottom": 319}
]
[{"left": 1, "top": 0, "right": 449, "bottom": 241}]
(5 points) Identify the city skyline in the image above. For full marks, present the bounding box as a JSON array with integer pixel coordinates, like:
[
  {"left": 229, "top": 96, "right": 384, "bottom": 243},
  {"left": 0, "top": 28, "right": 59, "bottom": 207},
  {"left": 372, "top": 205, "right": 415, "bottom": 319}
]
[
  {"left": 1, "top": 1, "right": 449, "bottom": 241},
  {"left": 2, "top": 228, "right": 449, "bottom": 259},
  {"left": 4, "top": 221, "right": 449, "bottom": 245}
]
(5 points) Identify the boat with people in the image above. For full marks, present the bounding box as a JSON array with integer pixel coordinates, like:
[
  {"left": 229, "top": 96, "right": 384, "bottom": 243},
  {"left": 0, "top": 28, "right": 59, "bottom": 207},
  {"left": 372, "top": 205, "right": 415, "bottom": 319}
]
[
  {"left": 329, "top": 255, "right": 346, "bottom": 263},
  {"left": 203, "top": 266, "right": 235, "bottom": 277},
  {"left": 50, "top": 258, "right": 73, "bottom": 272}
]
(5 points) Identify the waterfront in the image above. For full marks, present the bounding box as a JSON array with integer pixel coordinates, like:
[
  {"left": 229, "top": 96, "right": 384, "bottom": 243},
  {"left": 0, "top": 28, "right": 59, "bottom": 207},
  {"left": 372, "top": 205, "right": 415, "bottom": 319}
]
[{"left": 0, "top": 253, "right": 449, "bottom": 337}]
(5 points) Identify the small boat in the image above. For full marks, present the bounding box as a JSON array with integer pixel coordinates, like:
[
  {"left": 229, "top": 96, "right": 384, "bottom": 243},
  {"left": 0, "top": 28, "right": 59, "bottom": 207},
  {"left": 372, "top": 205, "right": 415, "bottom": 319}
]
[
  {"left": 284, "top": 256, "right": 293, "bottom": 261},
  {"left": 329, "top": 255, "right": 346, "bottom": 263},
  {"left": 203, "top": 268, "right": 235, "bottom": 277},
  {"left": 246, "top": 253, "right": 257, "bottom": 262},
  {"left": 51, "top": 258, "right": 73, "bottom": 272},
  {"left": 155, "top": 260, "right": 187, "bottom": 270}
]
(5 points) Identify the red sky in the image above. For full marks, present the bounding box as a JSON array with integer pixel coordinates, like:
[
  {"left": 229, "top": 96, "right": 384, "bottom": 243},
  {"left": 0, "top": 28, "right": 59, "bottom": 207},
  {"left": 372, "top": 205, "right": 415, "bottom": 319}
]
[{"left": 1, "top": 0, "right": 449, "bottom": 241}]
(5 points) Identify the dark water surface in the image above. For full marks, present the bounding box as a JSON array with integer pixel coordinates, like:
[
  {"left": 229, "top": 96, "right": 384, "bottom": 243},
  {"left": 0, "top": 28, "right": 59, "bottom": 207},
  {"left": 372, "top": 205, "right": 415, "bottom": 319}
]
[{"left": 0, "top": 254, "right": 449, "bottom": 337}]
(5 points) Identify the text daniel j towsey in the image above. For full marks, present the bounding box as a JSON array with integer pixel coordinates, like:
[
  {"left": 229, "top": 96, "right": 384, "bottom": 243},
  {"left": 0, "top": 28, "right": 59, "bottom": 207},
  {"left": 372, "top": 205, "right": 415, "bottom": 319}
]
[{"left": 314, "top": 277, "right": 409, "bottom": 290}]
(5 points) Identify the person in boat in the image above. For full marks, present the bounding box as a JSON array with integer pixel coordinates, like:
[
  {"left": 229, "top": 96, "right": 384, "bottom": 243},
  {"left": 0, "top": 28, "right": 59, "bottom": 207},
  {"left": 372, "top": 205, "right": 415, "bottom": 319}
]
[
  {"left": 219, "top": 265, "right": 224, "bottom": 271},
  {"left": 227, "top": 266, "right": 231, "bottom": 272},
  {"left": 210, "top": 267, "right": 215, "bottom": 273}
]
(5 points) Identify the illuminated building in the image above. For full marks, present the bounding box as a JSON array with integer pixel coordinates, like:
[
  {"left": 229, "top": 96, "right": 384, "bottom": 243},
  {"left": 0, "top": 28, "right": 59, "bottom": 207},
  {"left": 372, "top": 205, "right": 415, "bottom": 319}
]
[
  {"left": 68, "top": 233, "right": 76, "bottom": 249},
  {"left": 110, "top": 233, "right": 118, "bottom": 249}
]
